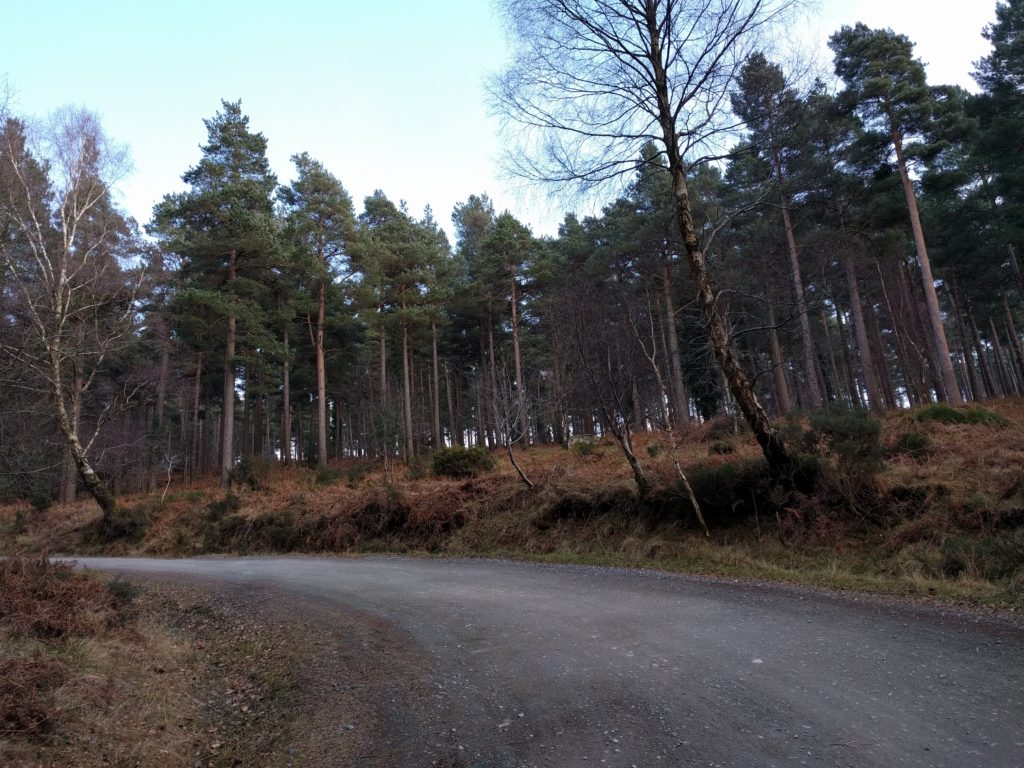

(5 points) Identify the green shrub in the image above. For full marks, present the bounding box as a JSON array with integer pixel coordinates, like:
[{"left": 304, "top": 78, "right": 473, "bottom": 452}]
[
  {"left": 406, "top": 455, "right": 431, "bottom": 480},
  {"left": 431, "top": 446, "right": 495, "bottom": 479},
  {"left": 28, "top": 485, "right": 53, "bottom": 513},
  {"left": 940, "top": 533, "right": 1024, "bottom": 581},
  {"left": 90, "top": 506, "right": 149, "bottom": 542},
  {"left": 889, "top": 431, "right": 931, "bottom": 459},
  {"left": 205, "top": 493, "right": 241, "bottom": 522},
  {"left": 708, "top": 440, "right": 735, "bottom": 455},
  {"left": 685, "top": 459, "right": 770, "bottom": 526},
  {"left": 231, "top": 455, "right": 273, "bottom": 491},
  {"left": 570, "top": 438, "right": 598, "bottom": 457},
  {"left": 646, "top": 442, "right": 661, "bottom": 458},
  {"left": 314, "top": 466, "right": 340, "bottom": 486},
  {"left": 698, "top": 414, "right": 747, "bottom": 442},
  {"left": 911, "top": 403, "right": 1010, "bottom": 427},
  {"left": 107, "top": 575, "right": 141, "bottom": 605},
  {"left": 808, "top": 406, "right": 883, "bottom": 477},
  {"left": 205, "top": 508, "right": 302, "bottom": 554},
  {"left": 343, "top": 462, "right": 371, "bottom": 484}
]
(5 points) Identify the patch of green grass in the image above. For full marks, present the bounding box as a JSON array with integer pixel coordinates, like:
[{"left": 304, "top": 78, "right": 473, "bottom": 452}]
[
  {"left": 910, "top": 403, "right": 1010, "bottom": 427},
  {"left": 441, "top": 527, "right": 1023, "bottom": 609}
]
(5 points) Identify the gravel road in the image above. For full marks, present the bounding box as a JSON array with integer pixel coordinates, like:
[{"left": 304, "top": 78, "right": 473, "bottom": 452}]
[{"left": 73, "top": 556, "right": 1024, "bottom": 767}]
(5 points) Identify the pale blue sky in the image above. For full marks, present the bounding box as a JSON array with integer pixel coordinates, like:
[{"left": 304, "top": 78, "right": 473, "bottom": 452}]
[{"left": 2, "top": 1, "right": 998, "bottom": 238}]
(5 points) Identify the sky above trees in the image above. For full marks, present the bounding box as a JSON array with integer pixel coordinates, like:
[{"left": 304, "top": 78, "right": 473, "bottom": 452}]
[{"left": 2, "top": 1, "right": 997, "bottom": 239}]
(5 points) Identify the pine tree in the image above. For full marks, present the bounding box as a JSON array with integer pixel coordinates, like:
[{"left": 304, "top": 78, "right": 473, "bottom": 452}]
[
  {"left": 279, "top": 153, "right": 355, "bottom": 468},
  {"left": 830, "top": 24, "right": 963, "bottom": 404},
  {"left": 152, "top": 100, "right": 278, "bottom": 490}
]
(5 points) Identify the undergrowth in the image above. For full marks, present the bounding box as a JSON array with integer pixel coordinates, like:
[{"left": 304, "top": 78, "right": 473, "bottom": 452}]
[
  {"left": 2, "top": 398, "right": 1023, "bottom": 608},
  {"left": 0, "top": 557, "right": 135, "bottom": 739}
]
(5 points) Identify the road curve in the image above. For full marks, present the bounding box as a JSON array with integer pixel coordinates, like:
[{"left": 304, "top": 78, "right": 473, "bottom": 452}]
[{"left": 73, "top": 556, "right": 1023, "bottom": 767}]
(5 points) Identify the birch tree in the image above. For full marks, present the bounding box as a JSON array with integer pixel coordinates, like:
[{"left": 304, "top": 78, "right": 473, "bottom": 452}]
[
  {"left": 0, "top": 109, "right": 137, "bottom": 517},
  {"left": 491, "top": 0, "right": 797, "bottom": 473}
]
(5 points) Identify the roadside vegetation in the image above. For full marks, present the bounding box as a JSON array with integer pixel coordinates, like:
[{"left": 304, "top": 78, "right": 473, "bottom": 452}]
[
  {"left": 4, "top": 398, "right": 1022, "bottom": 610},
  {"left": 0, "top": 557, "right": 305, "bottom": 767}
]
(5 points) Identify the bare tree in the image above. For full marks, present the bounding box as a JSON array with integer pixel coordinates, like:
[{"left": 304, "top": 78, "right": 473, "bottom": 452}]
[
  {"left": 491, "top": 360, "right": 534, "bottom": 489},
  {"left": 625, "top": 288, "right": 708, "bottom": 534},
  {"left": 564, "top": 280, "right": 652, "bottom": 498},
  {"left": 0, "top": 107, "right": 138, "bottom": 518},
  {"left": 492, "top": 0, "right": 796, "bottom": 473}
]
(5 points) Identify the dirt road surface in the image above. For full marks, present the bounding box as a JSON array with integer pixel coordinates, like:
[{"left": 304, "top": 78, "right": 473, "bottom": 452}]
[{"left": 72, "top": 556, "right": 1024, "bottom": 767}]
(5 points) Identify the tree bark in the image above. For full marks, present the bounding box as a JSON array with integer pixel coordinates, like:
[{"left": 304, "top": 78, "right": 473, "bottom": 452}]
[
  {"left": 661, "top": 262, "right": 689, "bottom": 425},
  {"left": 241, "top": 366, "right": 252, "bottom": 459},
  {"left": 379, "top": 310, "right": 388, "bottom": 403},
  {"left": 48, "top": 346, "right": 116, "bottom": 516},
  {"left": 1008, "top": 243, "right": 1024, "bottom": 299},
  {"left": 431, "top": 321, "right": 442, "bottom": 449},
  {"left": 644, "top": 8, "right": 790, "bottom": 473},
  {"left": 989, "top": 316, "right": 1015, "bottom": 396},
  {"left": 891, "top": 129, "right": 962, "bottom": 404},
  {"left": 766, "top": 302, "right": 792, "bottom": 415},
  {"left": 844, "top": 253, "right": 883, "bottom": 411},
  {"left": 191, "top": 358, "right": 202, "bottom": 483},
  {"left": 401, "top": 316, "right": 415, "bottom": 460},
  {"left": 1004, "top": 294, "right": 1024, "bottom": 387},
  {"left": 970, "top": 313, "right": 998, "bottom": 399},
  {"left": 951, "top": 293, "right": 980, "bottom": 401},
  {"left": 820, "top": 309, "right": 842, "bottom": 402},
  {"left": 774, "top": 155, "right": 823, "bottom": 409},
  {"left": 282, "top": 331, "right": 292, "bottom": 465},
  {"left": 315, "top": 270, "right": 328, "bottom": 468},
  {"left": 220, "top": 250, "right": 237, "bottom": 491}
]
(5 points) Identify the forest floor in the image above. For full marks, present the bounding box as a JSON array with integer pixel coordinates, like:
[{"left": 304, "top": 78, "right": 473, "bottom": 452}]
[{"left": 2, "top": 397, "right": 1023, "bottom": 610}]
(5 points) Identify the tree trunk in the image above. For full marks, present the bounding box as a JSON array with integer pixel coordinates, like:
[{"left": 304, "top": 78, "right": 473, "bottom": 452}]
[
  {"left": 444, "top": 360, "right": 456, "bottom": 448},
  {"left": 431, "top": 322, "right": 442, "bottom": 449},
  {"left": 295, "top": 400, "right": 304, "bottom": 465},
  {"left": 970, "top": 313, "right": 998, "bottom": 399},
  {"left": 775, "top": 155, "right": 823, "bottom": 409},
  {"left": 511, "top": 279, "right": 524, "bottom": 396},
  {"left": 154, "top": 329, "right": 170, "bottom": 431},
  {"left": 989, "top": 316, "right": 1015, "bottom": 396},
  {"left": 644, "top": 11, "right": 790, "bottom": 473},
  {"left": 191, "top": 354, "right": 202, "bottom": 481},
  {"left": 220, "top": 251, "right": 237, "bottom": 491},
  {"left": 48, "top": 347, "right": 116, "bottom": 516},
  {"left": 866, "top": 308, "right": 896, "bottom": 408},
  {"left": 844, "top": 253, "right": 883, "bottom": 411},
  {"left": 1003, "top": 294, "right": 1024, "bottom": 389},
  {"left": 401, "top": 316, "right": 415, "bottom": 460},
  {"left": 1008, "top": 243, "right": 1024, "bottom": 298},
  {"left": 662, "top": 262, "right": 690, "bottom": 425},
  {"left": 334, "top": 397, "right": 342, "bottom": 459},
  {"left": 834, "top": 303, "right": 860, "bottom": 407},
  {"left": 891, "top": 129, "right": 962, "bottom": 404},
  {"left": 282, "top": 330, "right": 292, "bottom": 465},
  {"left": 476, "top": 344, "right": 487, "bottom": 447},
  {"left": 820, "top": 309, "right": 842, "bottom": 403},
  {"left": 315, "top": 274, "right": 328, "bottom": 468},
  {"left": 949, "top": 278, "right": 984, "bottom": 400},
  {"left": 379, "top": 311, "right": 388, "bottom": 402},
  {"left": 487, "top": 313, "right": 499, "bottom": 446},
  {"left": 765, "top": 302, "right": 792, "bottom": 415},
  {"left": 241, "top": 367, "right": 252, "bottom": 459},
  {"left": 454, "top": 372, "right": 465, "bottom": 447}
]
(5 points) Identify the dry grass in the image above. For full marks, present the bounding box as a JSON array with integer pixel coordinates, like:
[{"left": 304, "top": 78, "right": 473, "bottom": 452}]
[
  {"left": 2, "top": 398, "right": 1023, "bottom": 609},
  {"left": 0, "top": 557, "right": 308, "bottom": 767},
  {"left": 0, "top": 557, "right": 202, "bottom": 767}
]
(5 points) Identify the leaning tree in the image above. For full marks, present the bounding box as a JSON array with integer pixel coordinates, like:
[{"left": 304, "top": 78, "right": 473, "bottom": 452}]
[{"left": 491, "top": 0, "right": 797, "bottom": 473}]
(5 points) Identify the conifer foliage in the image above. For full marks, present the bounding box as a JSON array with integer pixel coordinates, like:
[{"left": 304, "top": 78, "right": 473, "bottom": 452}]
[{"left": 2, "top": 4, "right": 1024, "bottom": 509}]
